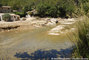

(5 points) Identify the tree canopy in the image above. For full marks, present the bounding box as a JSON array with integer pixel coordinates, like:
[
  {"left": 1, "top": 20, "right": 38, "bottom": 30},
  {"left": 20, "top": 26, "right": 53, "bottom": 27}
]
[{"left": 0, "top": 0, "right": 89, "bottom": 17}]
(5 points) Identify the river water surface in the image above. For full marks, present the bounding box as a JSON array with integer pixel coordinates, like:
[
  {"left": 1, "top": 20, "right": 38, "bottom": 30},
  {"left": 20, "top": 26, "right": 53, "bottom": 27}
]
[{"left": 0, "top": 26, "right": 76, "bottom": 59}]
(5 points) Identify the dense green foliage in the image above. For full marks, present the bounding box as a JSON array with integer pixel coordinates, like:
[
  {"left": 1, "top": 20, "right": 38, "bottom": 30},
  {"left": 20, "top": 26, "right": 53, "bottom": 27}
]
[
  {"left": 0, "top": 0, "right": 89, "bottom": 17},
  {"left": 0, "top": 4, "right": 2, "bottom": 7},
  {"left": 2, "top": 14, "right": 11, "bottom": 21},
  {"left": 14, "top": 12, "right": 26, "bottom": 17}
]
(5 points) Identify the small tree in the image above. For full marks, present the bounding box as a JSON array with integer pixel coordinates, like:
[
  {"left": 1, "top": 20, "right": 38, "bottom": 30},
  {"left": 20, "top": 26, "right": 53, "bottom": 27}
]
[{"left": 2, "top": 14, "right": 11, "bottom": 22}]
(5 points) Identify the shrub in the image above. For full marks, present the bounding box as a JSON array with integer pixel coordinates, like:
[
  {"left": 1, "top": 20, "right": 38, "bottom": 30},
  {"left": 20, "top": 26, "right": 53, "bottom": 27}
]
[
  {"left": 0, "top": 3, "right": 2, "bottom": 7},
  {"left": 46, "top": 6, "right": 59, "bottom": 17},
  {"left": 14, "top": 12, "right": 26, "bottom": 17},
  {"left": 36, "top": 3, "right": 59, "bottom": 17},
  {"left": 36, "top": 3, "right": 50, "bottom": 17},
  {"left": 2, "top": 14, "right": 11, "bottom": 22}
]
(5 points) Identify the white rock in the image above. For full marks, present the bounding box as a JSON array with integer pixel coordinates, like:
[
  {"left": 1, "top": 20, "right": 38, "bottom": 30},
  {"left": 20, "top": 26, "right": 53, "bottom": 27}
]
[{"left": 46, "top": 22, "right": 56, "bottom": 26}]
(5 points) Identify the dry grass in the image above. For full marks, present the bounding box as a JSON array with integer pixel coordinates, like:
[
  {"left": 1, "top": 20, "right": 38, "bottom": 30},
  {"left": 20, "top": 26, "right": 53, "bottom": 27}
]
[{"left": 72, "top": 16, "right": 89, "bottom": 58}]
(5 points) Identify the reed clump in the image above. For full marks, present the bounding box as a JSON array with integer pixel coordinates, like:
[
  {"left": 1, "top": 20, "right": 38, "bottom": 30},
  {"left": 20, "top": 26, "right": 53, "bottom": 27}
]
[{"left": 72, "top": 16, "right": 89, "bottom": 58}]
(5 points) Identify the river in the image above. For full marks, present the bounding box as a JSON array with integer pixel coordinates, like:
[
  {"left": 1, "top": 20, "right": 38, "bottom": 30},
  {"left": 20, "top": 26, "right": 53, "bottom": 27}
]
[{"left": 0, "top": 19, "right": 77, "bottom": 60}]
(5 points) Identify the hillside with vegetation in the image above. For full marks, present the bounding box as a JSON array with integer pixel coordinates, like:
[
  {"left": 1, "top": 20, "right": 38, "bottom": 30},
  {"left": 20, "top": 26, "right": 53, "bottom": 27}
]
[{"left": 0, "top": 0, "right": 89, "bottom": 18}]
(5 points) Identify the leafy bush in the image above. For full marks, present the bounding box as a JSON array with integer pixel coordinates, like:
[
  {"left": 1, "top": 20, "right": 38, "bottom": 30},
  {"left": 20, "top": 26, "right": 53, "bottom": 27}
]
[
  {"left": 2, "top": 14, "right": 11, "bottom": 22},
  {"left": 46, "top": 6, "right": 59, "bottom": 17},
  {"left": 14, "top": 12, "right": 26, "bottom": 17},
  {"left": 36, "top": 3, "right": 61, "bottom": 17},
  {"left": 0, "top": 3, "right": 2, "bottom": 7}
]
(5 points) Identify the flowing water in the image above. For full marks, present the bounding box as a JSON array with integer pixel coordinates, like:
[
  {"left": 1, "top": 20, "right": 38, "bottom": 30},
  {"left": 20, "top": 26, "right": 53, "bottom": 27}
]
[{"left": 0, "top": 26, "right": 76, "bottom": 59}]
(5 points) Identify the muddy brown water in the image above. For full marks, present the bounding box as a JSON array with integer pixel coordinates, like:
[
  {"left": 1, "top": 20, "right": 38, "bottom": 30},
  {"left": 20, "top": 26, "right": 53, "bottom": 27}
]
[{"left": 0, "top": 26, "right": 76, "bottom": 59}]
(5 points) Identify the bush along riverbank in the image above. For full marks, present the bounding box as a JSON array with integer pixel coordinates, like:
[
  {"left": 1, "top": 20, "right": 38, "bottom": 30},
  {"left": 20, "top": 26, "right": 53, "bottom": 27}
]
[{"left": 72, "top": 16, "right": 89, "bottom": 58}]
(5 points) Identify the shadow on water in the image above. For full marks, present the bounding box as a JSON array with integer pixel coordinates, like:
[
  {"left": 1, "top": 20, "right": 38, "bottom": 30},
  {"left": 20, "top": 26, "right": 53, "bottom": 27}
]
[{"left": 14, "top": 47, "right": 73, "bottom": 60}]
